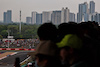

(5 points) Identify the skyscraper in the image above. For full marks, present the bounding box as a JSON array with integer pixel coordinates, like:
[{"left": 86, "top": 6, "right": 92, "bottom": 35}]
[
  {"left": 32, "top": 12, "right": 37, "bottom": 24},
  {"left": 69, "top": 13, "right": 75, "bottom": 22},
  {"left": 82, "top": 2, "right": 88, "bottom": 14},
  {"left": 7, "top": 10, "right": 12, "bottom": 23},
  {"left": 42, "top": 11, "right": 52, "bottom": 23},
  {"left": 98, "top": 14, "right": 100, "bottom": 24},
  {"left": 3, "top": 12, "right": 7, "bottom": 23},
  {"left": 61, "top": 7, "right": 69, "bottom": 23},
  {"left": 3, "top": 10, "right": 12, "bottom": 23},
  {"left": 88, "top": 14, "right": 92, "bottom": 21},
  {"left": 84, "top": 13, "right": 89, "bottom": 22},
  {"left": 36, "top": 13, "right": 42, "bottom": 24},
  {"left": 95, "top": 13, "right": 99, "bottom": 22},
  {"left": 77, "top": 13, "right": 80, "bottom": 23},
  {"left": 26, "top": 17, "right": 32, "bottom": 24},
  {"left": 51, "top": 11, "right": 61, "bottom": 25},
  {"left": 77, "top": 2, "right": 88, "bottom": 22},
  {"left": 91, "top": 13, "right": 96, "bottom": 21},
  {"left": 90, "top": 12, "right": 100, "bottom": 23},
  {"left": 90, "top": 1, "right": 95, "bottom": 14}
]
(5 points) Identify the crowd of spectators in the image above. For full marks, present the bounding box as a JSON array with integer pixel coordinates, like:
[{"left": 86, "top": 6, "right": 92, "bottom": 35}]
[
  {"left": 14, "top": 21, "right": 100, "bottom": 67},
  {"left": 0, "top": 39, "right": 39, "bottom": 49}
]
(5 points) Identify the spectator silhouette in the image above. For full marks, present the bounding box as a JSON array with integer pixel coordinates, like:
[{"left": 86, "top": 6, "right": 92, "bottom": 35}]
[
  {"left": 14, "top": 57, "right": 21, "bottom": 67},
  {"left": 57, "top": 34, "right": 92, "bottom": 67},
  {"left": 35, "top": 40, "right": 61, "bottom": 67},
  {"left": 58, "top": 22, "right": 78, "bottom": 42},
  {"left": 37, "top": 23, "right": 58, "bottom": 43},
  {"left": 78, "top": 21, "right": 100, "bottom": 67}
]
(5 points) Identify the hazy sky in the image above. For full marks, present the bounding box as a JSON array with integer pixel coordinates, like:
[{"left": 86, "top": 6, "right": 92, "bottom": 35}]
[{"left": 0, "top": 0, "right": 100, "bottom": 22}]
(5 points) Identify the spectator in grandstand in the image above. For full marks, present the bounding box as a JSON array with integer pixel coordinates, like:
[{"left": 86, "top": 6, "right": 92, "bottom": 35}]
[
  {"left": 57, "top": 22, "right": 78, "bottom": 42},
  {"left": 37, "top": 23, "right": 58, "bottom": 43},
  {"left": 78, "top": 21, "right": 99, "bottom": 39},
  {"left": 57, "top": 34, "right": 92, "bottom": 67},
  {"left": 78, "top": 21, "right": 100, "bottom": 67},
  {"left": 14, "top": 57, "right": 21, "bottom": 67},
  {"left": 57, "top": 21, "right": 100, "bottom": 67},
  {"left": 35, "top": 40, "right": 61, "bottom": 67}
]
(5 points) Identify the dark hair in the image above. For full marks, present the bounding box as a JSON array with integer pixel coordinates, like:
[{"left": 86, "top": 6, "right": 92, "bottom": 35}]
[
  {"left": 58, "top": 22, "right": 78, "bottom": 42},
  {"left": 37, "top": 23, "right": 57, "bottom": 42}
]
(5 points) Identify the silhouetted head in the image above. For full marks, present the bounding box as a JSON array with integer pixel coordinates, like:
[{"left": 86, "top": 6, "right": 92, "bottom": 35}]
[
  {"left": 37, "top": 23, "right": 57, "bottom": 42},
  {"left": 79, "top": 21, "right": 99, "bottom": 39},
  {"left": 58, "top": 22, "right": 78, "bottom": 42},
  {"left": 35, "top": 40, "right": 61, "bottom": 67}
]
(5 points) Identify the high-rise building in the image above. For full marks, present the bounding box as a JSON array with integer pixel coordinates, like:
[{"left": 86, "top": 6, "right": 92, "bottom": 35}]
[
  {"left": 84, "top": 13, "right": 89, "bottom": 22},
  {"left": 3, "top": 12, "right": 7, "bottom": 23},
  {"left": 98, "top": 14, "right": 100, "bottom": 24},
  {"left": 42, "top": 11, "right": 52, "bottom": 23},
  {"left": 89, "top": 14, "right": 92, "bottom": 21},
  {"left": 90, "top": 1, "right": 95, "bottom": 14},
  {"left": 32, "top": 12, "right": 37, "bottom": 24},
  {"left": 82, "top": 2, "right": 88, "bottom": 14},
  {"left": 77, "top": 4, "right": 83, "bottom": 23},
  {"left": 77, "top": 2, "right": 88, "bottom": 22},
  {"left": 69, "top": 13, "right": 75, "bottom": 22},
  {"left": 7, "top": 10, "right": 12, "bottom": 23},
  {"left": 77, "top": 13, "right": 80, "bottom": 23},
  {"left": 36, "top": 13, "right": 42, "bottom": 24},
  {"left": 61, "top": 7, "right": 69, "bottom": 23},
  {"left": 3, "top": 10, "right": 12, "bottom": 23},
  {"left": 26, "top": 17, "right": 32, "bottom": 24},
  {"left": 90, "top": 12, "right": 100, "bottom": 23},
  {"left": 90, "top": 13, "right": 97, "bottom": 21},
  {"left": 91, "top": 14, "right": 95, "bottom": 21},
  {"left": 95, "top": 13, "right": 99, "bottom": 22},
  {"left": 51, "top": 11, "right": 61, "bottom": 25}
]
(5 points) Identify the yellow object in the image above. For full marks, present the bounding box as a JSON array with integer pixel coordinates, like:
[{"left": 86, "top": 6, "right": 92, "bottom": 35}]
[{"left": 57, "top": 34, "right": 82, "bottom": 49}]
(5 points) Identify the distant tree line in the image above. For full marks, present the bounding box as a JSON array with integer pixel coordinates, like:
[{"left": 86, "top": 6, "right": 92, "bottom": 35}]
[{"left": 0, "top": 23, "right": 40, "bottom": 39}]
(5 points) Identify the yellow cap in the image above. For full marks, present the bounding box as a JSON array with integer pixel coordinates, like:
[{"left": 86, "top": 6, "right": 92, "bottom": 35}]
[{"left": 57, "top": 34, "right": 82, "bottom": 49}]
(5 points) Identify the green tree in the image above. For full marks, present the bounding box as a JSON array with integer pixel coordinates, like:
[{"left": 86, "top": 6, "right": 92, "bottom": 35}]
[
  {"left": 0, "top": 30, "right": 8, "bottom": 38},
  {"left": 8, "top": 25, "right": 18, "bottom": 36},
  {"left": 0, "top": 25, "right": 7, "bottom": 33},
  {"left": 0, "top": 35, "right": 3, "bottom": 39},
  {"left": 0, "top": 24, "right": 40, "bottom": 39}
]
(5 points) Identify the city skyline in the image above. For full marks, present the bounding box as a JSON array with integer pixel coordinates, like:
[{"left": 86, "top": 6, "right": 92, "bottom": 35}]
[
  {"left": 26, "top": 0, "right": 100, "bottom": 24},
  {"left": 0, "top": 0, "right": 100, "bottom": 22}
]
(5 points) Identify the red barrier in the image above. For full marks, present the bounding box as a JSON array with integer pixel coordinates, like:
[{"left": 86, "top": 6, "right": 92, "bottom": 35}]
[
  {"left": 11, "top": 48, "right": 15, "bottom": 50},
  {"left": 0, "top": 48, "right": 35, "bottom": 51},
  {"left": 2, "top": 48, "right": 6, "bottom": 50},
  {"left": 19, "top": 48, "right": 24, "bottom": 50}
]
